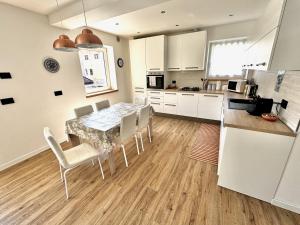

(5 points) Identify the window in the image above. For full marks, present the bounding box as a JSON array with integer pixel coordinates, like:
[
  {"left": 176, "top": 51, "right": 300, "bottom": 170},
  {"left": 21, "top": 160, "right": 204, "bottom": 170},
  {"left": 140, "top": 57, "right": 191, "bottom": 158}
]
[
  {"left": 79, "top": 46, "right": 118, "bottom": 96},
  {"left": 207, "top": 38, "right": 247, "bottom": 78}
]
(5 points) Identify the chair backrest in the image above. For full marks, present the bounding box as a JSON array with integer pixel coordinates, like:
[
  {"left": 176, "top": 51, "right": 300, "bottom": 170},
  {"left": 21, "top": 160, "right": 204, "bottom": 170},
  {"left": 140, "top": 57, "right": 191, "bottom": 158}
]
[
  {"left": 95, "top": 100, "right": 110, "bottom": 111},
  {"left": 134, "top": 96, "right": 147, "bottom": 105},
  {"left": 138, "top": 104, "right": 151, "bottom": 130},
  {"left": 43, "top": 127, "right": 68, "bottom": 168},
  {"left": 120, "top": 111, "right": 137, "bottom": 142},
  {"left": 74, "top": 105, "right": 93, "bottom": 118}
]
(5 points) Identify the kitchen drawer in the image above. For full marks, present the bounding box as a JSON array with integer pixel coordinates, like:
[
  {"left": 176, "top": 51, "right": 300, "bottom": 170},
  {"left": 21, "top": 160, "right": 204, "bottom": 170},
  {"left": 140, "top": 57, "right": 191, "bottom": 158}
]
[
  {"left": 198, "top": 94, "right": 223, "bottom": 120},
  {"left": 150, "top": 102, "right": 163, "bottom": 113},
  {"left": 163, "top": 103, "right": 177, "bottom": 115},
  {"left": 147, "top": 90, "right": 164, "bottom": 97},
  {"left": 148, "top": 96, "right": 164, "bottom": 103},
  {"left": 164, "top": 92, "right": 178, "bottom": 104},
  {"left": 177, "top": 93, "right": 199, "bottom": 117}
]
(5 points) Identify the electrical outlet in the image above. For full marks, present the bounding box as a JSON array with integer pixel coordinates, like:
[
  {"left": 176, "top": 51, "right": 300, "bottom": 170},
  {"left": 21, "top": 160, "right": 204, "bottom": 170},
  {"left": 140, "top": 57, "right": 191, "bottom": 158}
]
[{"left": 281, "top": 99, "right": 288, "bottom": 109}]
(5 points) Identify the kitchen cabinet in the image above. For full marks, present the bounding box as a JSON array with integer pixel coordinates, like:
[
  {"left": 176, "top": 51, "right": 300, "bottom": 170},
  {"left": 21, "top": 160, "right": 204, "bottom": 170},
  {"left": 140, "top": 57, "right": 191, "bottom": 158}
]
[
  {"left": 197, "top": 94, "right": 223, "bottom": 121},
  {"left": 167, "top": 35, "right": 182, "bottom": 71},
  {"left": 167, "top": 31, "right": 207, "bottom": 71},
  {"left": 146, "top": 35, "right": 166, "bottom": 71},
  {"left": 163, "top": 92, "right": 178, "bottom": 115},
  {"left": 218, "top": 127, "right": 295, "bottom": 203},
  {"left": 177, "top": 93, "right": 198, "bottom": 117},
  {"left": 148, "top": 90, "right": 164, "bottom": 113},
  {"left": 181, "top": 31, "right": 207, "bottom": 71},
  {"left": 129, "top": 39, "right": 147, "bottom": 97}
]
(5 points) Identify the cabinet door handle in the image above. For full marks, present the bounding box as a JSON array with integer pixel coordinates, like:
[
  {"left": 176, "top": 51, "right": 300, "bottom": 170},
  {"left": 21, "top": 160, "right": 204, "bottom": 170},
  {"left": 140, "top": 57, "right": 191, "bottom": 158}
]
[
  {"left": 256, "top": 62, "right": 266, "bottom": 66},
  {"left": 135, "top": 91, "right": 144, "bottom": 93},
  {"left": 204, "top": 95, "right": 219, "bottom": 98},
  {"left": 149, "top": 68, "right": 160, "bottom": 71},
  {"left": 168, "top": 67, "right": 180, "bottom": 70},
  {"left": 165, "top": 93, "right": 176, "bottom": 95},
  {"left": 151, "top": 102, "right": 160, "bottom": 105},
  {"left": 150, "top": 91, "right": 160, "bottom": 94},
  {"left": 135, "top": 87, "right": 144, "bottom": 90},
  {"left": 150, "top": 97, "right": 161, "bottom": 99},
  {"left": 182, "top": 94, "right": 194, "bottom": 96},
  {"left": 185, "top": 66, "right": 199, "bottom": 69},
  {"left": 165, "top": 104, "right": 176, "bottom": 106}
]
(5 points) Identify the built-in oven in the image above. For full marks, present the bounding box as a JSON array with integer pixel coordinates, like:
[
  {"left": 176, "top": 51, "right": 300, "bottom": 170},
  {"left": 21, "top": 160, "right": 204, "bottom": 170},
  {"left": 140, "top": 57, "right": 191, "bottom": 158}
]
[{"left": 147, "top": 72, "right": 164, "bottom": 89}]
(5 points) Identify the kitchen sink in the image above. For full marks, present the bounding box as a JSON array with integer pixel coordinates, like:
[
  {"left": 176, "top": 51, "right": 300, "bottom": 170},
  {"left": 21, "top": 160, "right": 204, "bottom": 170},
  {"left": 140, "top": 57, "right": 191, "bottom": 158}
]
[{"left": 228, "top": 98, "right": 256, "bottom": 110}]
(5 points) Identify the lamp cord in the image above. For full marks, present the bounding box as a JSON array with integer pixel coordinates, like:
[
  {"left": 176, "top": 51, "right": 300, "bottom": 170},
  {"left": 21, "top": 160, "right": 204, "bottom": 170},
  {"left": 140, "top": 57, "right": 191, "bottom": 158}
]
[
  {"left": 55, "top": 0, "right": 63, "bottom": 28},
  {"left": 81, "top": 0, "right": 88, "bottom": 27}
]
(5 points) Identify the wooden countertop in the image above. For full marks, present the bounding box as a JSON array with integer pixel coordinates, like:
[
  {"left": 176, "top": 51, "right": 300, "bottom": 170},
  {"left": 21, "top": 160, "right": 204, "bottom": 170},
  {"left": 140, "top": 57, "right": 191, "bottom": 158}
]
[
  {"left": 223, "top": 92, "right": 296, "bottom": 137},
  {"left": 164, "top": 89, "right": 224, "bottom": 95}
]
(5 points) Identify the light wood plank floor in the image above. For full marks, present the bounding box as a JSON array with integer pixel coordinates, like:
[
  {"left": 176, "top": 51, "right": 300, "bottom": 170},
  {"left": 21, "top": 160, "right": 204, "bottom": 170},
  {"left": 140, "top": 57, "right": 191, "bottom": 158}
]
[{"left": 1, "top": 116, "right": 300, "bottom": 225}]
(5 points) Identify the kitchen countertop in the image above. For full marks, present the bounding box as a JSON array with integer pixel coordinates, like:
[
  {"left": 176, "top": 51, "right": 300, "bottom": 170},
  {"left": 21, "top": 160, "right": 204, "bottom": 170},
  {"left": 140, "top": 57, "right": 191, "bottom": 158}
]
[
  {"left": 163, "top": 88, "right": 224, "bottom": 95},
  {"left": 222, "top": 92, "right": 296, "bottom": 137}
]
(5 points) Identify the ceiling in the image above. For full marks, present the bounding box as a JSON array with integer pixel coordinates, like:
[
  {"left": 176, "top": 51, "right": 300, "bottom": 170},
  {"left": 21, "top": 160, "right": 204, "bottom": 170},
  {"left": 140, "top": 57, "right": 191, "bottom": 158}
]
[{"left": 1, "top": 0, "right": 270, "bottom": 37}]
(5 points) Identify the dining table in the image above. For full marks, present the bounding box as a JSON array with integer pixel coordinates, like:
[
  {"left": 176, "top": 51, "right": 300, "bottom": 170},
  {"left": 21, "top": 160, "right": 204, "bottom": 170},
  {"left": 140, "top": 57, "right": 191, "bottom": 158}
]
[{"left": 65, "top": 102, "right": 152, "bottom": 175}]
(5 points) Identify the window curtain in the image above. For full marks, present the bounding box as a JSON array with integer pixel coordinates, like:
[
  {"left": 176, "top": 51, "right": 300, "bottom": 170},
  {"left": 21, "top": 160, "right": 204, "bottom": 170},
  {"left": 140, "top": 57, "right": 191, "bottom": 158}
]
[{"left": 208, "top": 39, "right": 246, "bottom": 77}]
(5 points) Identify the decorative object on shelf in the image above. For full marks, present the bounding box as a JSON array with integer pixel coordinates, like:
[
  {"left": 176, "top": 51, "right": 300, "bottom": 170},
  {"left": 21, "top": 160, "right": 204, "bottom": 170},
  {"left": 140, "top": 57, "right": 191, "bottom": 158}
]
[
  {"left": 1, "top": 97, "right": 15, "bottom": 105},
  {"left": 43, "top": 57, "right": 60, "bottom": 73},
  {"left": 75, "top": 0, "right": 103, "bottom": 49},
  {"left": 262, "top": 113, "right": 278, "bottom": 122},
  {"left": 117, "top": 58, "right": 124, "bottom": 68},
  {"left": 52, "top": 0, "right": 77, "bottom": 52},
  {"left": 0, "top": 72, "right": 12, "bottom": 79}
]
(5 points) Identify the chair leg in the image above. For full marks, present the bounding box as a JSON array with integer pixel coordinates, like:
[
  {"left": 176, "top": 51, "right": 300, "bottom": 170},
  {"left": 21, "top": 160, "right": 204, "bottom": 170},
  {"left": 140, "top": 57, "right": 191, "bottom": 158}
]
[
  {"left": 147, "top": 125, "right": 152, "bottom": 143},
  {"left": 91, "top": 159, "right": 95, "bottom": 166},
  {"left": 139, "top": 133, "right": 145, "bottom": 152},
  {"left": 59, "top": 164, "right": 64, "bottom": 182},
  {"left": 134, "top": 134, "right": 140, "bottom": 155},
  {"left": 121, "top": 144, "right": 128, "bottom": 167},
  {"left": 97, "top": 157, "right": 105, "bottom": 179},
  {"left": 63, "top": 169, "right": 71, "bottom": 200}
]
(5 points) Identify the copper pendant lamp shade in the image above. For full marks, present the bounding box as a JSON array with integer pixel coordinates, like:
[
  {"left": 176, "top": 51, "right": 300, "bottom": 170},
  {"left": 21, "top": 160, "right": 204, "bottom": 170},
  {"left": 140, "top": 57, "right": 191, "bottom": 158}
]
[
  {"left": 75, "top": 28, "right": 103, "bottom": 49},
  {"left": 53, "top": 35, "right": 78, "bottom": 52}
]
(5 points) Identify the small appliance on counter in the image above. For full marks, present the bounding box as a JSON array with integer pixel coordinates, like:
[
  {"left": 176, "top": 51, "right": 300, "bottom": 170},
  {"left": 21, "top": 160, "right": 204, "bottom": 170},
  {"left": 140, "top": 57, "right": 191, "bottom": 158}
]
[
  {"left": 244, "top": 84, "right": 258, "bottom": 97},
  {"left": 227, "top": 79, "right": 246, "bottom": 93},
  {"left": 167, "top": 80, "right": 177, "bottom": 89},
  {"left": 147, "top": 72, "right": 165, "bottom": 89},
  {"left": 247, "top": 96, "right": 274, "bottom": 116}
]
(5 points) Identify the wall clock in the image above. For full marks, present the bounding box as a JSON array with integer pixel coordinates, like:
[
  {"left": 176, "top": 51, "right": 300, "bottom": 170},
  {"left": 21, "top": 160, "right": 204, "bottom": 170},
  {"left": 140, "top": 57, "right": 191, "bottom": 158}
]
[
  {"left": 117, "top": 58, "right": 124, "bottom": 68},
  {"left": 43, "top": 57, "right": 60, "bottom": 73}
]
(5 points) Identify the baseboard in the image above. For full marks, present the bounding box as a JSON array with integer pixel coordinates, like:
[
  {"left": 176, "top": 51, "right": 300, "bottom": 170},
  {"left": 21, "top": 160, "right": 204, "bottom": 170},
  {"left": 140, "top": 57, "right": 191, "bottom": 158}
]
[
  {"left": 271, "top": 199, "right": 300, "bottom": 214},
  {"left": 0, "top": 138, "right": 67, "bottom": 172}
]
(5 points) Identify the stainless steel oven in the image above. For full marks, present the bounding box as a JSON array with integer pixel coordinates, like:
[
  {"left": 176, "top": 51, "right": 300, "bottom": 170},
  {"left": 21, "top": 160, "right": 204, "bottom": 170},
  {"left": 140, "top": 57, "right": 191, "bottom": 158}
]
[{"left": 147, "top": 72, "right": 164, "bottom": 89}]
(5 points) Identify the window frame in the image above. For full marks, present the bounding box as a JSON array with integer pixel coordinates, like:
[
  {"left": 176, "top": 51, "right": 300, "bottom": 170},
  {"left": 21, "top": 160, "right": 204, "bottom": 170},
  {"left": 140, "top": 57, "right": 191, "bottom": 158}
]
[{"left": 206, "top": 37, "right": 247, "bottom": 80}]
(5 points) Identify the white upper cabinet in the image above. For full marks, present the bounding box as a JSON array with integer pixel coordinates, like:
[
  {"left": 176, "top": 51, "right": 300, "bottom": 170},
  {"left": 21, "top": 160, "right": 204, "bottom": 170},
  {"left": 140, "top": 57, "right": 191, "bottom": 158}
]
[
  {"left": 146, "top": 35, "right": 166, "bottom": 71},
  {"left": 181, "top": 31, "right": 207, "bottom": 71},
  {"left": 167, "top": 31, "right": 207, "bottom": 71},
  {"left": 129, "top": 38, "right": 147, "bottom": 89},
  {"left": 167, "top": 35, "right": 182, "bottom": 71}
]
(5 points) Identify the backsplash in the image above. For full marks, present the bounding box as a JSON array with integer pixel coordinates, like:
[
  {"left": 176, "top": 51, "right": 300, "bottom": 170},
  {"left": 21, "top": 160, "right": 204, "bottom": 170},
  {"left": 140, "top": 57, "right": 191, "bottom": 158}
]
[
  {"left": 167, "top": 71, "right": 205, "bottom": 88},
  {"left": 253, "top": 70, "right": 300, "bottom": 132}
]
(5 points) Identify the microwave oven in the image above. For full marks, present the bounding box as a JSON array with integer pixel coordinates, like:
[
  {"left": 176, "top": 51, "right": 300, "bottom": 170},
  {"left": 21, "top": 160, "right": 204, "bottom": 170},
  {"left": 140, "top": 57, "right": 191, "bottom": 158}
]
[
  {"left": 227, "top": 80, "right": 246, "bottom": 93},
  {"left": 147, "top": 72, "right": 164, "bottom": 89}
]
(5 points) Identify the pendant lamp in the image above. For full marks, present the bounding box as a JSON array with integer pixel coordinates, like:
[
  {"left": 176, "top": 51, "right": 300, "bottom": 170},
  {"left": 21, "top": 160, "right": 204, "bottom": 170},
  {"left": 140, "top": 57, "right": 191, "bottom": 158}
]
[
  {"left": 52, "top": 0, "right": 77, "bottom": 51},
  {"left": 75, "top": 0, "right": 103, "bottom": 49}
]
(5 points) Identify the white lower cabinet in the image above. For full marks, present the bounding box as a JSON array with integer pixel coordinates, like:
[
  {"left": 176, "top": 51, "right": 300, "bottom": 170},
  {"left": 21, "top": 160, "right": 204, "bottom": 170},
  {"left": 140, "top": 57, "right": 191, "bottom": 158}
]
[
  {"left": 164, "top": 103, "right": 177, "bottom": 114},
  {"left": 177, "top": 93, "right": 198, "bottom": 117},
  {"left": 197, "top": 94, "right": 223, "bottom": 120},
  {"left": 150, "top": 102, "right": 163, "bottom": 113}
]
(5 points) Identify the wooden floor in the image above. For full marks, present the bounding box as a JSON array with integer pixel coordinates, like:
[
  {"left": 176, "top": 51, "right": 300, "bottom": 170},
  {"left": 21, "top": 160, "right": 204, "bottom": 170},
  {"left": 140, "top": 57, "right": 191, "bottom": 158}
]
[{"left": 1, "top": 116, "right": 300, "bottom": 225}]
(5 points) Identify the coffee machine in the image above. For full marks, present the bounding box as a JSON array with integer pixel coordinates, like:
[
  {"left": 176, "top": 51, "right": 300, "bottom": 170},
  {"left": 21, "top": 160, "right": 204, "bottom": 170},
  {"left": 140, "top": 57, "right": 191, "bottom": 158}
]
[{"left": 244, "top": 84, "right": 258, "bottom": 98}]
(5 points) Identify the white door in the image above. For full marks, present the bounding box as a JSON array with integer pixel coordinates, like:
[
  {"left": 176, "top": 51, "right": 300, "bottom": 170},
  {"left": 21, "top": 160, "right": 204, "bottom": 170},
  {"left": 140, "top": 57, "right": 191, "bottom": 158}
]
[
  {"left": 181, "top": 31, "right": 207, "bottom": 70},
  {"left": 167, "top": 35, "right": 182, "bottom": 71},
  {"left": 129, "top": 39, "right": 146, "bottom": 89},
  {"left": 197, "top": 94, "right": 223, "bottom": 120},
  {"left": 146, "top": 35, "right": 165, "bottom": 71},
  {"left": 178, "top": 93, "right": 198, "bottom": 117}
]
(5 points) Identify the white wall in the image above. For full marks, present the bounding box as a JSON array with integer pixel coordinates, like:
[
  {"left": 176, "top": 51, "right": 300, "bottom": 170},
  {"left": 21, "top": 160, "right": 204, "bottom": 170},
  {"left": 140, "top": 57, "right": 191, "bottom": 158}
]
[
  {"left": 168, "top": 20, "right": 257, "bottom": 87},
  {"left": 0, "top": 3, "right": 132, "bottom": 170}
]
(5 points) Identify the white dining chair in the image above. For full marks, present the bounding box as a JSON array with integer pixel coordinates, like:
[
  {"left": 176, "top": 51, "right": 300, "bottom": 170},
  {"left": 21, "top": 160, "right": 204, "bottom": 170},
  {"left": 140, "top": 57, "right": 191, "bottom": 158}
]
[
  {"left": 137, "top": 104, "right": 152, "bottom": 152},
  {"left": 43, "top": 127, "right": 104, "bottom": 199},
  {"left": 134, "top": 96, "right": 147, "bottom": 105},
  {"left": 74, "top": 105, "right": 94, "bottom": 118},
  {"left": 95, "top": 100, "right": 110, "bottom": 111},
  {"left": 114, "top": 111, "right": 140, "bottom": 167}
]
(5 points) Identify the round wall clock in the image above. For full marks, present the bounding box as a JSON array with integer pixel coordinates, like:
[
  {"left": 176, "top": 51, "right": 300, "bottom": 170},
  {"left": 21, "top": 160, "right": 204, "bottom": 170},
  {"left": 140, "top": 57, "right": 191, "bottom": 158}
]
[
  {"left": 43, "top": 57, "right": 60, "bottom": 73},
  {"left": 117, "top": 58, "right": 124, "bottom": 68}
]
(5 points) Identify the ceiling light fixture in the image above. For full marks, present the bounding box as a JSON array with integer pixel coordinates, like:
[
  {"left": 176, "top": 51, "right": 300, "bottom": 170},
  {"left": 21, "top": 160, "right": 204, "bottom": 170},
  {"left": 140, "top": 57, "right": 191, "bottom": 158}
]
[
  {"left": 229, "top": 14, "right": 234, "bottom": 17},
  {"left": 52, "top": 0, "right": 77, "bottom": 52},
  {"left": 176, "top": 24, "right": 179, "bottom": 27},
  {"left": 161, "top": 10, "right": 166, "bottom": 14},
  {"left": 75, "top": 0, "right": 103, "bottom": 49}
]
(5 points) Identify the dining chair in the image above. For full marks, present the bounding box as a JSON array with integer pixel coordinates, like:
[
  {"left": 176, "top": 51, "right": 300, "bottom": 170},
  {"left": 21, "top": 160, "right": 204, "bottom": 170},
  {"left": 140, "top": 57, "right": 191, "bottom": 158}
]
[
  {"left": 134, "top": 96, "right": 147, "bottom": 105},
  {"left": 74, "top": 105, "right": 93, "bottom": 118},
  {"left": 114, "top": 111, "right": 140, "bottom": 167},
  {"left": 95, "top": 100, "right": 110, "bottom": 111},
  {"left": 43, "top": 127, "right": 104, "bottom": 199},
  {"left": 137, "top": 104, "right": 152, "bottom": 152}
]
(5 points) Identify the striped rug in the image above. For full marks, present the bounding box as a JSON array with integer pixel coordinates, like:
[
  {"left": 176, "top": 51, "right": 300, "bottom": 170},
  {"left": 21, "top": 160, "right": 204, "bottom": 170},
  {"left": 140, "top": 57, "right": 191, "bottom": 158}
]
[{"left": 189, "top": 123, "right": 220, "bottom": 165}]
